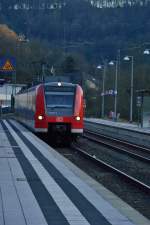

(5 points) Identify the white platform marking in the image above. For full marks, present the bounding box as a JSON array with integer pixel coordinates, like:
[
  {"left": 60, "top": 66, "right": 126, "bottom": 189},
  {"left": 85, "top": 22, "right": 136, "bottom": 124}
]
[
  {"left": 11, "top": 120, "right": 137, "bottom": 225},
  {"left": 0, "top": 121, "right": 48, "bottom": 225},
  {"left": 4, "top": 121, "right": 91, "bottom": 225}
]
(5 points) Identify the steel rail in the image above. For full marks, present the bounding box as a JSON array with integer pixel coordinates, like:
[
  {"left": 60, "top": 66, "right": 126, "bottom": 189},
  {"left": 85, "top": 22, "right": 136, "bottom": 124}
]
[
  {"left": 85, "top": 129, "right": 150, "bottom": 154},
  {"left": 72, "top": 144, "right": 150, "bottom": 194},
  {"left": 84, "top": 130, "right": 150, "bottom": 163}
]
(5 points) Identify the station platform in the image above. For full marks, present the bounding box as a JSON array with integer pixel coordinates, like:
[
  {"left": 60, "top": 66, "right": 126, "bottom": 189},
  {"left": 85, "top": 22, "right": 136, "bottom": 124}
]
[
  {"left": 0, "top": 119, "right": 149, "bottom": 225},
  {"left": 84, "top": 118, "right": 150, "bottom": 134},
  {"left": 84, "top": 118, "right": 150, "bottom": 148}
]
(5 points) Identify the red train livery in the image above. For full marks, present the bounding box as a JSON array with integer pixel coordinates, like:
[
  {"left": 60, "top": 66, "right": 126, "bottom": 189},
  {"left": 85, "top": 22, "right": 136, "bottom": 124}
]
[{"left": 15, "top": 82, "right": 84, "bottom": 142}]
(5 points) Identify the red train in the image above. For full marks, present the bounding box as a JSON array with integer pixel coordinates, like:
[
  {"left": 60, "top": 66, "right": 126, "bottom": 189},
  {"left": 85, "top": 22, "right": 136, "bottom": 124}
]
[{"left": 15, "top": 82, "right": 84, "bottom": 143}]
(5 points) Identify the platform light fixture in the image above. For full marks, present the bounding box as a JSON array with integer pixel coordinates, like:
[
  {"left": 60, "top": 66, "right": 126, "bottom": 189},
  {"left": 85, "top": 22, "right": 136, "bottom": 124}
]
[
  {"left": 123, "top": 56, "right": 130, "bottom": 61},
  {"left": 97, "top": 65, "right": 102, "bottom": 69},
  {"left": 58, "top": 82, "right": 62, "bottom": 86},
  {"left": 108, "top": 61, "right": 115, "bottom": 66},
  {"left": 143, "top": 49, "right": 150, "bottom": 55}
]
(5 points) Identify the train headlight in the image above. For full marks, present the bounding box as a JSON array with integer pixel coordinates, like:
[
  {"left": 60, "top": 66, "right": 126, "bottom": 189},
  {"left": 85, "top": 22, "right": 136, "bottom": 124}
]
[
  {"left": 75, "top": 116, "right": 81, "bottom": 121},
  {"left": 38, "top": 115, "right": 44, "bottom": 120}
]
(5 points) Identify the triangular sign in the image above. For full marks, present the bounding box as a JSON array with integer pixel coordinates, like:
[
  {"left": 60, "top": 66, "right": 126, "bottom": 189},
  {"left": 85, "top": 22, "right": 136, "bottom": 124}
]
[{"left": 2, "top": 60, "right": 14, "bottom": 71}]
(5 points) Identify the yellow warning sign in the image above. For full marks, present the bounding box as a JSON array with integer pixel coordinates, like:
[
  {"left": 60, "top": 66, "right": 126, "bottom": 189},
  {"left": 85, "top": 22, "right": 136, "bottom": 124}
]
[{"left": 2, "top": 60, "right": 14, "bottom": 71}]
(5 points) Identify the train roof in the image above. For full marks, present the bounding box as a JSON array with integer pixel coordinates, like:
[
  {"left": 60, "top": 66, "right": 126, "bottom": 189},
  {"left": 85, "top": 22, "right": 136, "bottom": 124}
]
[
  {"left": 44, "top": 74, "right": 82, "bottom": 86},
  {"left": 44, "top": 82, "right": 77, "bottom": 87},
  {"left": 16, "top": 81, "right": 80, "bottom": 95}
]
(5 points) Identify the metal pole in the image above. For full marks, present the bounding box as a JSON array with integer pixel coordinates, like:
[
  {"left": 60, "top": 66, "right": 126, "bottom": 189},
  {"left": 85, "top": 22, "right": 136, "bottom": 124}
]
[
  {"left": 15, "top": 39, "right": 19, "bottom": 95},
  {"left": 138, "top": 107, "right": 140, "bottom": 127},
  {"left": 130, "top": 56, "right": 134, "bottom": 123},
  {"left": 14, "top": 70, "right": 17, "bottom": 95},
  {"left": 101, "top": 63, "right": 106, "bottom": 118},
  {"left": 114, "top": 60, "right": 118, "bottom": 120},
  {"left": 0, "top": 100, "right": 2, "bottom": 117},
  {"left": 42, "top": 64, "right": 46, "bottom": 82},
  {"left": 5, "top": 84, "right": 7, "bottom": 106}
]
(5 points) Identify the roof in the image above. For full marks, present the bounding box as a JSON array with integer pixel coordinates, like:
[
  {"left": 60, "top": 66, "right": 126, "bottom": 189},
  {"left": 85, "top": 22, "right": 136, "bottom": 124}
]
[{"left": 136, "top": 89, "right": 150, "bottom": 95}]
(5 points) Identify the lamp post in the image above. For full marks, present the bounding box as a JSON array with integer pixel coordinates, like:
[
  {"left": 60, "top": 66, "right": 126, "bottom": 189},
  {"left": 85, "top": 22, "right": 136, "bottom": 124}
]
[
  {"left": 15, "top": 34, "right": 29, "bottom": 93},
  {"left": 124, "top": 55, "right": 134, "bottom": 123},
  {"left": 109, "top": 60, "right": 118, "bottom": 120},
  {"left": 97, "top": 61, "right": 107, "bottom": 118}
]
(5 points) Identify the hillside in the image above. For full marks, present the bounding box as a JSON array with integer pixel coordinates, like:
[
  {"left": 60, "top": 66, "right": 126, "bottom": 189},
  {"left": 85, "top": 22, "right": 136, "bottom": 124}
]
[
  {"left": 0, "top": 0, "right": 150, "bottom": 118},
  {"left": 0, "top": 0, "right": 150, "bottom": 62}
]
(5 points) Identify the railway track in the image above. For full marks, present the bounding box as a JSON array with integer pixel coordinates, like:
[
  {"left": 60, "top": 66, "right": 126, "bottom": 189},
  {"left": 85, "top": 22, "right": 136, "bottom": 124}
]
[
  {"left": 83, "top": 129, "right": 150, "bottom": 164},
  {"left": 72, "top": 143, "right": 150, "bottom": 194},
  {"left": 38, "top": 128, "right": 150, "bottom": 218}
]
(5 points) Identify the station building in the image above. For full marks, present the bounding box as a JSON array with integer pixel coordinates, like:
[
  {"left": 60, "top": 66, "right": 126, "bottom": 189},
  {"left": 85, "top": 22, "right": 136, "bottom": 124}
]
[{"left": 0, "top": 84, "right": 23, "bottom": 107}]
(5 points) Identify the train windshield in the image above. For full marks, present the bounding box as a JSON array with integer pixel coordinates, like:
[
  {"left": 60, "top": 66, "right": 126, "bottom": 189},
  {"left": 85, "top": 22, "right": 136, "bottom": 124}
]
[{"left": 45, "top": 89, "right": 75, "bottom": 116}]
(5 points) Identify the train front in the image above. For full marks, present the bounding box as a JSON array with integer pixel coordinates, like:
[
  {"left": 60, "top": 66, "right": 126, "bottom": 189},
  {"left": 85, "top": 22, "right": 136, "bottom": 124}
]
[{"left": 36, "top": 82, "right": 83, "bottom": 142}]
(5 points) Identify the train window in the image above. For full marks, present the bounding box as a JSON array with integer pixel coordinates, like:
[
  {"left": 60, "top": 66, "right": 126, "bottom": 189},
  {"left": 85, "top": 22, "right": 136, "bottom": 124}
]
[
  {"left": 44, "top": 85, "right": 75, "bottom": 115},
  {"left": 44, "top": 86, "right": 75, "bottom": 93},
  {"left": 45, "top": 92, "right": 74, "bottom": 108}
]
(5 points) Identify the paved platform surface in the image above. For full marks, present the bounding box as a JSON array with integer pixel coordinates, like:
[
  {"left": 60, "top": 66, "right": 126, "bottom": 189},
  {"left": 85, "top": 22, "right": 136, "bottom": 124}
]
[
  {"left": 85, "top": 118, "right": 150, "bottom": 134},
  {"left": 0, "top": 119, "right": 149, "bottom": 225}
]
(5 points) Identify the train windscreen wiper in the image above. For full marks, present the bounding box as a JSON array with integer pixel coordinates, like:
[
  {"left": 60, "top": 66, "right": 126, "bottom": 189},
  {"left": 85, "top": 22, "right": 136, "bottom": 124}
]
[{"left": 47, "top": 105, "right": 72, "bottom": 108}]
